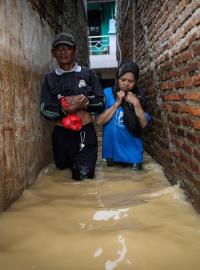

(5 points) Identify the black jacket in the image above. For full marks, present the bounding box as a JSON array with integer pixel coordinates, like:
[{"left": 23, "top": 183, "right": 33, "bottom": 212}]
[{"left": 40, "top": 67, "right": 105, "bottom": 120}]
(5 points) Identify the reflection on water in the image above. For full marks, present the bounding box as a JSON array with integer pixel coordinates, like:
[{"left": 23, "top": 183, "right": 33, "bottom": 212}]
[{"left": 1, "top": 154, "right": 200, "bottom": 270}]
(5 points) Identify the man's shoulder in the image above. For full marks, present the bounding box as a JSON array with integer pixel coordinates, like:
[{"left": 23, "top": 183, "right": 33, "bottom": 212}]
[
  {"left": 43, "top": 70, "right": 59, "bottom": 83},
  {"left": 42, "top": 70, "right": 59, "bottom": 87},
  {"left": 81, "top": 66, "right": 92, "bottom": 74},
  {"left": 44, "top": 70, "right": 56, "bottom": 79},
  {"left": 81, "top": 66, "right": 90, "bottom": 71}
]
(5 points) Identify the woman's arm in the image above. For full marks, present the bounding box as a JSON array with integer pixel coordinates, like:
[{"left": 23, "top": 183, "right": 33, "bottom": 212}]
[
  {"left": 95, "top": 102, "right": 119, "bottom": 126},
  {"left": 96, "top": 90, "right": 125, "bottom": 126},
  {"left": 134, "top": 105, "right": 147, "bottom": 128}
]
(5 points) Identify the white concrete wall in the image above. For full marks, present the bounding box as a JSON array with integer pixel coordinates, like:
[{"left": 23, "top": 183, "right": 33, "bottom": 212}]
[
  {"left": 90, "top": 34, "right": 118, "bottom": 69},
  {"left": 0, "top": 0, "right": 89, "bottom": 210},
  {"left": 0, "top": 0, "right": 54, "bottom": 211}
]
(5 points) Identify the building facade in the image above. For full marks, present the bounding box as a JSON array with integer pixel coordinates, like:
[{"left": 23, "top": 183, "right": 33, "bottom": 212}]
[{"left": 87, "top": 0, "right": 118, "bottom": 88}]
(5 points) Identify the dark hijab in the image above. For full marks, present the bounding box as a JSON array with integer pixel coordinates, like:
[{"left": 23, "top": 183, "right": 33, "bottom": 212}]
[{"left": 113, "top": 61, "right": 146, "bottom": 137}]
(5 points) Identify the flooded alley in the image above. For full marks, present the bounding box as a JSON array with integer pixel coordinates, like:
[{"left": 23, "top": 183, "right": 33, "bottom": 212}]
[
  {"left": 1, "top": 154, "right": 200, "bottom": 270},
  {"left": 1, "top": 1, "right": 200, "bottom": 269}
]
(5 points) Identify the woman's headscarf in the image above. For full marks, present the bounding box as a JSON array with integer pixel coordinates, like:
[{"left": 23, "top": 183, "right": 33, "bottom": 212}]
[
  {"left": 114, "top": 60, "right": 143, "bottom": 137},
  {"left": 116, "top": 61, "right": 140, "bottom": 81}
]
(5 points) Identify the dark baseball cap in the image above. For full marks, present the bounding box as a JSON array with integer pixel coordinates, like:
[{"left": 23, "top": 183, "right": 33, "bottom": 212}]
[{"left": 52, "top": 32, "right": 76, "bottom": 49}]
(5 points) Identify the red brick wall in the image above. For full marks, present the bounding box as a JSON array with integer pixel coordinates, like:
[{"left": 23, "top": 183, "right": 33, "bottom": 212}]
[{"left": 117, "top": 0, "right": 200, "bottom": 211}]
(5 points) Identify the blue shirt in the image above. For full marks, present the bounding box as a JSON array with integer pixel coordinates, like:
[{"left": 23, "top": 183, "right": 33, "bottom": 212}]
[{"left": 102, "top": 87, "right": 149, "bottom": 163}]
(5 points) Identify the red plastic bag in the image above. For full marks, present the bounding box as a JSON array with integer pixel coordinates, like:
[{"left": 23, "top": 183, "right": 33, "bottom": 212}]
[
  {"left": 60, "top": 97, "right": 69, "bottom": 109},
  {"left": 61, "top": 114, "right": 82, "bottom": 131}
]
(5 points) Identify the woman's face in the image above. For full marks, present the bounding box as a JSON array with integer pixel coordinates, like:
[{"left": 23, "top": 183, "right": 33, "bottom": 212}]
[{"left": 118, "top": 72, "right": 136, "bottom": 92}]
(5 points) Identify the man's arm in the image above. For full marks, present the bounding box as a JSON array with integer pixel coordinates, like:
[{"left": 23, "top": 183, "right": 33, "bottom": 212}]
[
  {"left": 60, "top": 95, "right": 89, "bottom": 114},
  {"left": 86, "top": 69, "right": 105, "bottom": 114},
  {"left": 40, "top": 75, "right": 66, "bottom": 120}
]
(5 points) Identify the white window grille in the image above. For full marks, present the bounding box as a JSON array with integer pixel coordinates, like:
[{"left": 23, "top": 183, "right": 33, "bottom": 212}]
[{"left": 89, "top": 35, "right": 110, "bottom": 55}]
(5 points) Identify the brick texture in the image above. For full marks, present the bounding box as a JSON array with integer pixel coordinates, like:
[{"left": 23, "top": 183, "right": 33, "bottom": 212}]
[{"left": 117, "top": 0, "right": 200, "bottom": 212}]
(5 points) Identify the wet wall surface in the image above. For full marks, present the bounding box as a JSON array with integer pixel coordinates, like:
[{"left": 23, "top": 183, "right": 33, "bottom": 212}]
[
  {"left": 0, "top": 0, "right": 54, "bottom": 210},
  {"left": 0, "top": 155, "right": 200, "bottom": 270},
  {"left": 0, "top": 0, "right": 88, "bottom": 210}
]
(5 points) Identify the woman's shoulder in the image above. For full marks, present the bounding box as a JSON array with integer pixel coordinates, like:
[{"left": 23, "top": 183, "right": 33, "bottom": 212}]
[{"left": 103, "top": 87, "right": 113, "bottom": 95}]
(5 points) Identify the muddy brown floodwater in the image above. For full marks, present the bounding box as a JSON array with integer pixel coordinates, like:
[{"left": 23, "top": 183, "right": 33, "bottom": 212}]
[{"left": 0, "top": 154, "right": 200, "bottom": 270}]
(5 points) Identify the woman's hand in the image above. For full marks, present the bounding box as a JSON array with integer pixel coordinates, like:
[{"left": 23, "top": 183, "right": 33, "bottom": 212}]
[
  {"left": 125, "top": 92, "right": 147, "bottom": 128},
  {"left": 96, "top": 91, "right": 125, "bottom": 126},
  {"left": 115, "top": 90, "right": 125, "bottom": 106},
  {"left": 125, "top": 92, "right": 141, "bottom": 108}
]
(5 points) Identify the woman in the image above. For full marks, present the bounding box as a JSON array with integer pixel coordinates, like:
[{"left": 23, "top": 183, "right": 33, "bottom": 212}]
[{"left": 96, "top": 60, "right": 150, "bottom": 170}]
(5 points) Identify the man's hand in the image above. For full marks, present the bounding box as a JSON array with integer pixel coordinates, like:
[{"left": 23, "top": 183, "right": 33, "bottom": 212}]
[{"left": 61, "top": 95, "right": 89, "bottom": 113}]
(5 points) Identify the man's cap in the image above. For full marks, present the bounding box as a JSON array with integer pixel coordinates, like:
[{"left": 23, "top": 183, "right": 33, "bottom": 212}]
[{"left": 52, "top": 32, "right": 76, "bottom": 49}]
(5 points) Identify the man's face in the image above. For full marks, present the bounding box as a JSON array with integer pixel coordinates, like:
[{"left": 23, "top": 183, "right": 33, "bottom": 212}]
[{"left": 52, "top": 44, "right": 77, "bottom": 66}]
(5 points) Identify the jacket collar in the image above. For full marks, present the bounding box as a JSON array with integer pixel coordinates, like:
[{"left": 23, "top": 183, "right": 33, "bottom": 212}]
[{"left": 55, "top": 64, "right": 81, "bottom": 75}]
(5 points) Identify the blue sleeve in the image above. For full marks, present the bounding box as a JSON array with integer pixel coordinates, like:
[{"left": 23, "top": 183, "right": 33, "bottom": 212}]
[
  {"left": 145, "top": 112, "right": 151, "bottom": 127},
  {"left": 103, "top": 87, "right": 114, "bottom": 109}
]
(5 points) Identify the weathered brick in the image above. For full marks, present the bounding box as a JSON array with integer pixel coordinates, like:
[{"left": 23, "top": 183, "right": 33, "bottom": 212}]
[
  {"left": 175, "top": 150, "right": 180, "bottom": 158},
  {"left": 182, "top": 143, "right": 193, "bottom": 154},
  {"left": 184, "top": 16, "right": 198, "bottom": 34},
  {"left": 172, "top": 104, "right": 179, "bottom": 112},
  {"left": 178, "top": 67, "right": 188, "bottom": 77},
  {"left": 184, "top": 91, "right": 200, "bottom": 100},
  {"left": 194, "top": 74, "right": 200, "bottom": 86},
  {"left": 189, "top": 107, "right": 200, "bottom": 116},
  {"left": 169, "top": 125, "right": 178, "bottom": 135},
  {"left": 175, "top": 80, "right": 184, "bottom": 88},
  {"left": 163, "top": 93, "right": 182, "bottom": 100},
  {"left": 160, "top": 81, "right": 175, "bottom": 90},
  {"left": 172, "top": 137, "right": 182, "bottom": 147},
  {"left": 179, "top": 151, "right": 189, "bottom": 164},
  {"left": 187, "top": 61, "right": 200, "bottom": 74},
  {"left": 186, "top": 132, "right": 198, "bottom": 143},
  {"left": 182, "top": 50, "right": 193, "bottom": 63},
  {"left": 183, "top": 78, "right": 194, "bottom": 87},
  {"left": 193, "top": 120, "right": 200, "bottom": 129},
  {"left": 173, "top": 116, "right": 182, "bottom": 125},
  {"left": 174, "top": 54, "right": 183, "bottom": 66},
  {"left": 189, "top": 159, "right": 200, "bottom": 175},
  {"left": 181, "top": 117, "right": 192, "bottom": 127},
  {"left": 193, "top": 149, "right": 200, "bottom": 161},
  {"left": 162, "top": 71, "right": 177, "bottom": 80},
  {"left": 188, "top": 29, "right": 200, "bottom": 45},
  {"left": 192, "top": 43, "right": 200, "bottom": 56},
  {"left": 161, "top": 61, "right": 174, "bottom": 71},
  {"left": 178, "top": 104, "right": 190, "bottom": 113},
  {"left": 163, "top": 104, "right": 173, "bottom": 111}
]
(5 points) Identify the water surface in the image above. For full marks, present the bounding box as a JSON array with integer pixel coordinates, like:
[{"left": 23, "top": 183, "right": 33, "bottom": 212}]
[{"left": 0, "top": 154, "right": 200, "bottom": 270}]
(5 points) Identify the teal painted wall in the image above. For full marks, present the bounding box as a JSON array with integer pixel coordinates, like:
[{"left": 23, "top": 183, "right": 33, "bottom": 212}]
[{"left": 88, "top": 2, "right": 115, "bottom": 35}]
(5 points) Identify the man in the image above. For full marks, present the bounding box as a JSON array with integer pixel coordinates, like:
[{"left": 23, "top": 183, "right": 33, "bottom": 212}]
[{"left": 40, "top": 32, "right": 105, "bottom": 180}]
